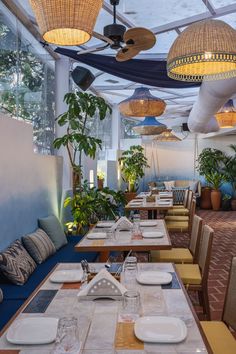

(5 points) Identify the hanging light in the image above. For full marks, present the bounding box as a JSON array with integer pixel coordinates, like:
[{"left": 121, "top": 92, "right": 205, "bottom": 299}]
[
  {"left": 29, "top": 0, "right": 103, "bottom": 46},
  {"left": 119, "top": 88, "right": 166, "bottom": 117},
  {"left": 153, "top": 129, "right": 181, "bottom": 142},
  {"left": 167, "top": 19, "right": 236, "bottom": 82},
  {"left": 133, "top": 116, "right": 167, "bottom": 135},
  {"left": 215, "top": 99, "right": 236, "bottom": 128}
]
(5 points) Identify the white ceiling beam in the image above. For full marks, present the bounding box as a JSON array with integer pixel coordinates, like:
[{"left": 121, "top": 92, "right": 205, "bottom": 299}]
[
  {"left": 201, "top": 0, "right": 216, "bottom": 15},
  {"left": 151, "top": 3, "right": 236, "bottom": 34},
  {"left": 102, "top": 2, "right": 135, "bottom": 28}
]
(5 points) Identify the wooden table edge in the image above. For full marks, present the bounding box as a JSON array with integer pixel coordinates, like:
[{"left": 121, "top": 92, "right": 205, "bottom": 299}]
[{"left": 74, "top": 244, "right": 172, "bottom": 252}]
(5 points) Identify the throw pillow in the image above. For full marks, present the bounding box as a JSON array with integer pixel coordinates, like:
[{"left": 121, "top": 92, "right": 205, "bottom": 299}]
[
  {"left": 156, "top": 182, "right": 165, "bottom": 188},
  {"left": 38, "top": 215, "right": 68, "bottom": 250},
  {"left": 164, "top": 180, "right": 175, "bottom": 191},
  {"left": 0, "top": 288, "right": 3, "bottom": 303},
  {"left": 189, "top": 180, "right": 199, "bottom": 193},
  {"left": 0, "top": 240, "right": 36, "bottom": 285},
  {"left": 172, "top": 187, "right": 190, "bottom": 205},
  {"left": 22, "top": 228, "right": 56, "bottom": 264}
]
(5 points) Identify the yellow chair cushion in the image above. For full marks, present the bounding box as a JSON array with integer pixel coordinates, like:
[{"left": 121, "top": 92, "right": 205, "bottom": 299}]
[
  {"left": 200, "top": 321, "right": 236, "bottom": 354},
  {"left": 165, "top": 215, "right": 189, "bottom": 222},
  {"left": 166, "top": 221, "right": 189, "bottom": 232},
  {"left": 167, "top": 208, "right": 189, "bottom": 216},
  {"left": 172, "top": 205, "right": 185, "bottom": 209},
  {"left": 151, "top": 248, "right": 193, "bottom": 263},
  {"left": 176, "top": 264, "right": 202, "bottom": 285}
]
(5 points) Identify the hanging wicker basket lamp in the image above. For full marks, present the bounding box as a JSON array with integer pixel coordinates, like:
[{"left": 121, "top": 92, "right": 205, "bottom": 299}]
[
  {"left": 215, "top": 99, "right": 236, "bottom": 128},
  {"left": 30, "top": 0, "right": 103, "bottom": 46},
  {"left": 153, "top": 129, "right": 181, "bottom": 142},
  {"left": 119, "top": 88, "right": 166, "bottom": 117},
  {"left": 167, "top": 19, "right": 236, "bottom": 82},
  {"left": 133, "top": 116, "right": 167, "bottom": 135}
]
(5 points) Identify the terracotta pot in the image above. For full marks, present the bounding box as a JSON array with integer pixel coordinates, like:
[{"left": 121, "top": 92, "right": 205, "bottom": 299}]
[
  {"left": 231, "top": 198, "right": 236, "bottom": 211},
  {"left": 125, "top": 192, "right": 137, "bottom": 203},
  {"left": 97, "top": 178, "right": 104, "bottom": 190},
  {"left": 200, "top": 187, "right": 212, "bottom": 209},
  {"left": 211, "top": 189, "right": 221, "bottom": 211}
]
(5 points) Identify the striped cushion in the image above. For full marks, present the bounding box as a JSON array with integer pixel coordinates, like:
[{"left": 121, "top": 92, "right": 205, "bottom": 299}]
[
  {"left": 0, "top": 288, "right": 3, "bottom": 303},
  {"left": 0, "top": 240, "right": 36, "bottom": 285},
  {"left": 172, "top": 187, "right": 189, "bottom": 205},
  {"left": 22, "top": 229, "right": 56, "bottom": 264}
]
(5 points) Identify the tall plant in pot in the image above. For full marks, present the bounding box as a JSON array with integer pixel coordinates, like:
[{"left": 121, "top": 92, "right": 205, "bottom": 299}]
[
  {"left": 222, "top": 144, "right": 236, "bottom": 210},
  {"left": 119, "top": 145, "right": 149, "bottom": 201},
  {"left": 205, "top": 172, "right": 226, "bottom": 211}
]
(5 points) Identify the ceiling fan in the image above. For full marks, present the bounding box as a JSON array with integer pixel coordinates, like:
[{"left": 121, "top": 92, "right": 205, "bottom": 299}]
[{"left": 78, "top": 0, "right": 156, "bottom": 62}]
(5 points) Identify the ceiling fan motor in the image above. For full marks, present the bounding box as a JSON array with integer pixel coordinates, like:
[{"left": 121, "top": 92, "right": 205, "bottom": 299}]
[{"left": 104, "top": 24, "right": 126, "bottom": 49}]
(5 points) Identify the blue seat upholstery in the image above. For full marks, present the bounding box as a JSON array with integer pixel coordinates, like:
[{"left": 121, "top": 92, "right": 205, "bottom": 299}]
[{"left": 0, "top": 236, "right": 98, "bottom": 330}]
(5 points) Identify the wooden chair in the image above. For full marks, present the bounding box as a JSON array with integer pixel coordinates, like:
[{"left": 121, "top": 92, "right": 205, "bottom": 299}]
[
  {"left": 167, "top": 190, "right": 193, "bottom": 216},
  {"left": 176, "top": 224, "right": 214, "bottom": 320},
  {"left": 151, "top": 214, "right": 203, "bottom": 264},
  {"left": 165, "top": 199, "right": 196, "bottom": 233},
  {"left": 200, "top": 256, "right": 236, "bottom": 354}
]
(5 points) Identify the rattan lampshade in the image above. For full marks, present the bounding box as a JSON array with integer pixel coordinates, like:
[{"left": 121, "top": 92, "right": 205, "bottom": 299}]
[
  {"left": 153, "top": 129, "right": 181, "bottom": 142},
  {"left": 215, "top": 99, "right": 236, "bottom": 128},
  {"left": 30, "top": 0, "right": 103, "bottom": 46},
  {"left": 133, "top": 116, "right": 167, "bottom": 135},
  {"left": 119, "top": 88, "right": 166, "bottom": 117},
  {"left": 167, "top": 19, "right": 236, "bottom": 82}
]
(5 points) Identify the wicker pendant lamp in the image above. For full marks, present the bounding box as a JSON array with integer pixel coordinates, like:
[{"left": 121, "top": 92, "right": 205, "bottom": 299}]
[
  {"left": 133, "top": 116, "right": 167, "bottom": 135},
  {"left": 153, "top": 129, "right": 181, "bottom": 142},
  {"left": 215, "top": 99, "right": 236, "bottom": 128},
  {"left": 119, "top": 88, "right": 166, "bottom": 117},
  {"left": 167, "top": 19, "right": 236, "bottom": 82},
  {"left": 29, "top": 0, "right": 103, "bottom": 46}
]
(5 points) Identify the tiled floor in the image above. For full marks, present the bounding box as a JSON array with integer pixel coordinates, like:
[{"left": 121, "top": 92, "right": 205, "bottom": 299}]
[{"left": 171, "top": 210, "right": 236, "bottom": 320}]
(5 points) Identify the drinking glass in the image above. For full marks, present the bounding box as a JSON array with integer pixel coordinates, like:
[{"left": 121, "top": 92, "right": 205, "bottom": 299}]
[
  {"left": 106, "top": 229, "right": 114, "bottom": 240},
  {"left": 52, "top": 317, "right": 80, "bottom": 354},
  {"left": 120, "top": 290, "right": 141, "bottom": 321},
  {"left": 123, "top": 256, "right": 137, "bottom": 289},
  {"left": 132, "top": 222, "right": 142, "bottom": 238}
]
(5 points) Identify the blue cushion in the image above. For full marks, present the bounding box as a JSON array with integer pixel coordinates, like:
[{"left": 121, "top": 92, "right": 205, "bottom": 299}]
[
  {"left": 0, "top": 236, "right": 98, "bottom": 300},
  {"left": 172, "top": 187, "right": 189, "bottom": 205},
  {"left": 38, "top": 215, "right": 68, "bottom": 250},
  {"left": 0, "top": 299, "right": 24, "bottom": 331}
]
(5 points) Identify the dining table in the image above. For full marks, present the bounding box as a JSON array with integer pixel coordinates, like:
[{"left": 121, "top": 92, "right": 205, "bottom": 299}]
[
  {"left": 0, "top": 262, "right": 212, "bottom": 353},
  {"left": 125, "top": 198, "right": 174, "bottom": 220},
  {"left": 74, "top": 219, "right": 172, "bottom": 261}
]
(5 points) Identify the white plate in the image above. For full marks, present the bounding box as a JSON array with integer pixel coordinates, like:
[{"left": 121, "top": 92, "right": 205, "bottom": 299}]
[
  {"left": 87, "top": 232, "right": 107, "bottom": 239},
  {"left": 134, "top": 316, "right": 187, "bottom": 343},
  {"left": 140, "top": 221, "right": 158, "bottom": 227},
  {"left": 96, "top": 222, "right": 114, "bottom": 228},
  {"left": 136, "top": 271, "right": 172, "bottom": 285},
  {"left": 6, "top": 317, "right": 59, "bottom": 345},
  {"left": 50, "top": 269, "right": 83, "bottom": 283},
  {"left": 129, "top": 202, "right": 142, "bottom": 205},
  {"left": 142, "top": 231, "right": 164, "bottom": 238}
]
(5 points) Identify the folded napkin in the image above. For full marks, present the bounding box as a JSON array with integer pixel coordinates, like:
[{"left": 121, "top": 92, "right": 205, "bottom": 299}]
[
  {"left": 78, "top": 269, "right": 127, "bottom": 300},
  {"left": 111, "top": 216, "right": 133, "bottom": 231}
]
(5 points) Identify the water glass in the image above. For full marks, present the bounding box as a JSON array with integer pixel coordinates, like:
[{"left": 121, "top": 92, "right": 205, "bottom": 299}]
[
  {"left": 52, "top": 317, "right": 80, "bottom": 354},
  {"left": 120, "top": 290, "right": 141, "bottom": 321},
  {"left": 143, "top": 196, "right": 147, "bottom": 205},
  {"left": 123, "top": 256, "right": 137, "bottom": 289},
  {"left": 132, "top": 222, "right": 142, "bottom": 238},
  {"left": 106, "top": 229, "right": 114, "bottom": 240}
]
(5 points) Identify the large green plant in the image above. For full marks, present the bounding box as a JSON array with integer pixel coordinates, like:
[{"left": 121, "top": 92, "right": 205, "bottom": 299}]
[
  {"left": 222, "top": 144, "right": 236, "bottom": 197},
  {"left": 53, "top": 91, "right": 111, "bottom": 194},
  {"left": 196, "top": 148, "right": 225, "bottom": 186},
  {"left": 119, "top": 145, "right": 149, "bottom": 192},
  {"left": 205, "top": 172, "right": 226, "bottom": 190}
]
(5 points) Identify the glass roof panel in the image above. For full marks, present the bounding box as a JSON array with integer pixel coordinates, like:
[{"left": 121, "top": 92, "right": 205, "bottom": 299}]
[
  {"left": 218, "top": 13, "right": 236, "bottom": 28},
  {"left": 146, "top": 31, "right": 177, "bottom": 54},
  {"left": 211, "top": 0, "right": 236, "bottom": 8},
  {"left": 113, "top": 0, "right": 208, "bottom": 28}
]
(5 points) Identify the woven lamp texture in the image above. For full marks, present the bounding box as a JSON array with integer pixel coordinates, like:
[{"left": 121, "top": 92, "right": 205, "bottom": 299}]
[
  {"left": 167, "top": 19, "right": 236, "bottom": 82},
  {"left": 133, "top": 116, "right": 167, "bottom": 135},
  {"left": 153, "top": 129, "right": 181, "bottom": 142},
  {"left": 215, "top": 99, "right": 236, "bottom": 128},
  {"left": 119, "top": 88, "right": 166, "bottom": 117},
  {"left": 30, "top": 0, "right": 103, "bottom": 46}
]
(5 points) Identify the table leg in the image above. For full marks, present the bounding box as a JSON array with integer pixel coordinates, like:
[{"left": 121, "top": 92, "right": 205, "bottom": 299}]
[{"left": 98, "top": 251, "right": 110, "bottom": 262}]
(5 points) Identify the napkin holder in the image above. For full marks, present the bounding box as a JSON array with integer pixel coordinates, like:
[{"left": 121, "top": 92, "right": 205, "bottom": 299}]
[
  {"left": 111, "top": 216, "right": 133, "bottom": 231},
  {"left": 77, "top": 269, "right": 127, "bottom": 301}
]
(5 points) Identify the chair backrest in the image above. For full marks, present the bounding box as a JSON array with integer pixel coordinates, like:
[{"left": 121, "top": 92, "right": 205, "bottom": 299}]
[
  {"left": 198, "top": 224, "right": 214, "bottom": 286},
  {"left": 222, "top": 257, "right": 236, "bottom": 331},
  {"left": 188, "top": 199, "right": 196, "bottom": 234},
  {"left": 186, "top": 190, "right": 193, "bottom": 210},
  {"left": 183, "top": 189, "right": 189, "bottom": 208},
  {"left": 189, "top": 215, "right": 203, "bottom": 262}
]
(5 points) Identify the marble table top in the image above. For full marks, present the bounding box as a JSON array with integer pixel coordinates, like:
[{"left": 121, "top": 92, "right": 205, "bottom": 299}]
[
  {"left": 0, "top": 263, "right": 211, "bottom": 353},
  {"left": 125, "top": 199, "right": 173, "bottom": 211}
]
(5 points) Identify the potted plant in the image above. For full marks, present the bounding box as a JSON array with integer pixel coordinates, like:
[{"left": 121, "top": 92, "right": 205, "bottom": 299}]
[
  {"left": 205, "top": 172, "right": 226, "bottom": 211},
  {"left": 119, "top": 145, "right": 149, "bottom": 202},
  {"left": 97, "top": 170, "right": 105, "bottom": 190},
  {"left": 196, "top": 148, "right": 225, "bottom": 209},
  {"left": 222, "top": 194, "right": 232, "bottom": 211},
  {"left": 222, "top": 144, "right": 236, "bottom": 210}
]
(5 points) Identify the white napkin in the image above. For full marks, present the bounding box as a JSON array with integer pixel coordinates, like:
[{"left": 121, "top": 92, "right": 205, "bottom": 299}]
[
  {"left": 111, "top": 216, "right": 133, "bottom": 231},
  {"left": 77, "top": 269, "right": 127, "bottom": 300}
]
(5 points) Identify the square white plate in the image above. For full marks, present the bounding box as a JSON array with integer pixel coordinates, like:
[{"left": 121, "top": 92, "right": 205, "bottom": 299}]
[
  {"left": 50, "top": 269, "right": 83, "bottom": 283},
  {"left": 96, "top": 222, "right": 114, "bottom": 228},
  {"left": 140, "top": 221, "right": 158, "bottom": 227},
  {"left": 134, "top": 316, "right": 187, "bottom": 343},
  {"left": 6, "top": 317, "right": 59, "bottom": 345},
  {"left": 136, "top": 271, "right": 172, "bottom": 285},
  {"left": 142, "top": 231, "right": 164, "bottom": 238},
  {"left": 158, "top": 199, "right": 172, "bottom": 204},
  {"left": 87, "top": 232, "right": 107, "bottom": 239}
]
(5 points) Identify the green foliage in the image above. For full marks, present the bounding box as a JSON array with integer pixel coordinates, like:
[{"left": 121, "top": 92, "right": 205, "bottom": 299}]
[
  {"left": 222, "top": 194, "right": 232, "bottom": 201},
  {"left": 222, "top": 144, "right": 236, "bottom": 195},
  {"left": 205, "top": 172, "right": 226, "bottom": 190},
  {"left": 119, "top": 145, "right": 149, "bottom": 192},
  {"left": 196, "top": 148, "right": 225, "bottom": 178}
]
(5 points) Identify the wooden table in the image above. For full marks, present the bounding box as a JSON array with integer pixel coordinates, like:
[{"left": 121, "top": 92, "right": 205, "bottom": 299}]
[
  {"left": 0, "top": 262, "right": 212, "bottom": 353},
  {"left": 75, "top": 220, "right": 172, "bottom": 261},
  {"left": 125, "top": 199, "right": 173, "bottom": 219}
]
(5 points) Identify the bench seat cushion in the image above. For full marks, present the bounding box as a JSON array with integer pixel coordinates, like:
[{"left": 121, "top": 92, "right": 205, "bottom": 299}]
[{"left": 0, "top": 299, "right": 24, "bottom": 332}]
